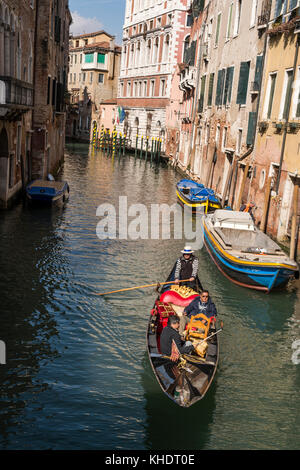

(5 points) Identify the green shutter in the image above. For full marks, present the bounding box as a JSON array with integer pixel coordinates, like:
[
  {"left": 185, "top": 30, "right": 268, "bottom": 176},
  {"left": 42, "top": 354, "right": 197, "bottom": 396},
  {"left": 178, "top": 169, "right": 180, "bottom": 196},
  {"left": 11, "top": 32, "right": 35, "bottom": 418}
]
[
  {"left": 207, "top": 73, "right": 214, "bottom": 106},
  {"left": 237, "top": 61, "right": 250, "bottom": 105},
  {"left": 227, "top": 67, "right": 234, "bottom": 103},
  {"left": 216, "top": 69, "right": 225, "bottom": 106},
  {"left": 246, "top": 112, "right": 257, "bottom": 145},
  {"left": 85, "top": 53, "right": 94, "bottom": 63},
  {"left": 254, "top": 55, "right": 263, "bottom": 91},
  {"left": 223, "top": 67, "right": 234, "bottom": 105},
  {"left": 198, "top": 75, "right": 206, "bottom": 113},
  {"left": 97, "top": 53, "right": 105, "bottom": 64}
]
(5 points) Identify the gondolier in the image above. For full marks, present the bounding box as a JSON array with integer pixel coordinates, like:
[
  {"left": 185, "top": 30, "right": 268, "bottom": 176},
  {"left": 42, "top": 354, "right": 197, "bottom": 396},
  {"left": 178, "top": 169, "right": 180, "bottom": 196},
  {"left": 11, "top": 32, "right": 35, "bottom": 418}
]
[{"left": 174, "top": 246, "right": 202, "bottom": 291}]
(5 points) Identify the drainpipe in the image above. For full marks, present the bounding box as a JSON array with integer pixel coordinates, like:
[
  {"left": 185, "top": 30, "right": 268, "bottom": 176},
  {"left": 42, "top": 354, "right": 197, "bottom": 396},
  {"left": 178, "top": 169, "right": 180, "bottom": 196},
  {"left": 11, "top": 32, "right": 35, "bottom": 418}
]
[{"left": 275, "top": 33, "right": 300, "bottom": 194}]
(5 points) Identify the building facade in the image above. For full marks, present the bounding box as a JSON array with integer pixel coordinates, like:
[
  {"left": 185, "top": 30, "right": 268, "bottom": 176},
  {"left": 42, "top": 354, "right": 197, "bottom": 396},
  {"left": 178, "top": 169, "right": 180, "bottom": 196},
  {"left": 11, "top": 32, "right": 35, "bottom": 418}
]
[
  {"left": 31, "top": 0, "right": 72, "bottom": 180},
  {"left": 248, "top": 0, "right": 300, "bottom": 251},
  {"left": 67, "top": 31, "right": 121, "bottom": 141},
  {"left": 0, "top": 0, "right": 35, "bottom": 208},
  {"left": 116, "top": 0, "right": 190, "bottom": 148},
  {"left": 0, "top": 0, "right": 71, "bottom": 208}
]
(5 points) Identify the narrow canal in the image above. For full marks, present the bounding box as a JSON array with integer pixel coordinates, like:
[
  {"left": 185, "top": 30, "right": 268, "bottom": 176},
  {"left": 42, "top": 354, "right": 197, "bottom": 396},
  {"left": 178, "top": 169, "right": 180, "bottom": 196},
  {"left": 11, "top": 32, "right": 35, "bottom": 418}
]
[{"left": 0, "top": 143, "right": 299, "bottom": 450}]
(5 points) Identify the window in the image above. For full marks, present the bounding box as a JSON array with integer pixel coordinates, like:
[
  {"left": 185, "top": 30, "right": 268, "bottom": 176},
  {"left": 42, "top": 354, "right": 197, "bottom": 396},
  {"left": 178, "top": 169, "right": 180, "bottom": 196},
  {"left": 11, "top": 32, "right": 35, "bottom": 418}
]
[
  {"left": 223, "top": 67, "right": 234, "bottom": 105},
  {"left": 207, "top": 73, "right": 214, "bottom": 107},
  {"left": 236, "top": 61, "right": 250, "bottom": 105},
  {"left": 82, "top": 72, "right": 86, "bottom": 83},
  {"left": 215, "top": 13, "right": 221, "bottom": 46},
  {"left": 236, "top": 129, "right": 242, "bottom": 155},
  {"left": 120, "top": 82, "right": 124, "bottom": 97},
  {"left": 90, "top": 72, "right": 93, "bottom": 83},
  {"left": 281, "top": 69, "right": 293, "bottom": 120},
  {"left": 186, "top": 14, "right": 192, "bottom": 26},
  {"left": 215, "top": 69, "right": 225, "bottom": 106},
  {"left": 250, "top": 0, "right": 258, "bottom": 27},
  {"left": 97, "top": 53, "right": 105, "bottom": 64},
  {"left": 98, "top": 73, "right": 104, "bottom": 83},
  {"left": 264, "top": 73, "right": 277, "bottom": 119},
  {"left": 233, "top": 0, "right": 242, "bottom": 36},
  {"left": 163, "top": 35, "right": 170, "bottom": 62},
  {"left": 160, "top": 78, "right": 166, "bottom": 96},
  {"left": 198, "top": 75, "right": 206, "bottom": 112},
  {"left": 226, "top": 3, "right": 233, "bottom": 40},
  {"left": 222, "top": 127, "right": 228, "bottom": 151},
  {"left": 292, "top": 67, "right": 300, "bottom": 118},
  {"left": 16, "top": 124, "right": 22, "bottom": 164},
  {"left": 85, "top": 53, "right": 94, "bottom": 63},
  {"left": 150, "top": 79, "right": 155, "bottom": 97},
  {"left": 144, "top": 80, "right": 147, "bottom": 96},
  {"left": 127, "top": 81, "right": 131, "bottom": 96},
  {"left": 47, "top": 76, "right": 51, "bottom": 105}
]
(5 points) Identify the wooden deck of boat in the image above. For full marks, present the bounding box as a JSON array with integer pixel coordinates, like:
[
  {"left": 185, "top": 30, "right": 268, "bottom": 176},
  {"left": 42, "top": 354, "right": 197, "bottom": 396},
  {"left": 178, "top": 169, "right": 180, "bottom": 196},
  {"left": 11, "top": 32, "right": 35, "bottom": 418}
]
[{"left": 29, "top": 180, "right": 66, "bottom": 190}]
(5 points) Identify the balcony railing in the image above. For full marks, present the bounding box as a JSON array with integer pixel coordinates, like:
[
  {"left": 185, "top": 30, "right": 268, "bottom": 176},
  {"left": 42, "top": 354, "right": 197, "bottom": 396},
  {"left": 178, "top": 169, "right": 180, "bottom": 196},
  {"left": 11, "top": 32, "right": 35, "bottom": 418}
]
[{"left": 0, "top": 76, "right": 34, "bottom": 108}]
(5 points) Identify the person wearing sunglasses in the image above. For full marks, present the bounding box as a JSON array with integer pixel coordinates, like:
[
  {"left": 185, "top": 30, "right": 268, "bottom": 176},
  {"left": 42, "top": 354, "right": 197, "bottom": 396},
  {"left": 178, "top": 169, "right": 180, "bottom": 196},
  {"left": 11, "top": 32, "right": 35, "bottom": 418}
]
[{"left": 183, "top": 290, "right": 217, "bottom": 319}]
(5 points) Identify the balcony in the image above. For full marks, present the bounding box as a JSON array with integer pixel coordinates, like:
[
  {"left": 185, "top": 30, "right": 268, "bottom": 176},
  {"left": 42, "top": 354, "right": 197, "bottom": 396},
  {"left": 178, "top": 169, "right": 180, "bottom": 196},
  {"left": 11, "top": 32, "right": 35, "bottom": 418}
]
[
  {"left": 0, "top": 76, "right": 34, "bottom": 109},
  {"left": 179, "top": 66, "right": 196, "bottom": 91}
]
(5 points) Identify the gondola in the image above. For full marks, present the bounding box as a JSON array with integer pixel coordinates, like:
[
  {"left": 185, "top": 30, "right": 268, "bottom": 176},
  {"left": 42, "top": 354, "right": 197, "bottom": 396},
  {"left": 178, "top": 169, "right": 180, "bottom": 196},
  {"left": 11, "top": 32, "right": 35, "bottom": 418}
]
[
  {"left": 202, "top": 209, "right": 299, "bottom": 292},
  {"left": 146, "top": 266, "right": 219, "bottom": 407},
  {"left": 176, "top": 179, "right": 222, "bottom": 214}
]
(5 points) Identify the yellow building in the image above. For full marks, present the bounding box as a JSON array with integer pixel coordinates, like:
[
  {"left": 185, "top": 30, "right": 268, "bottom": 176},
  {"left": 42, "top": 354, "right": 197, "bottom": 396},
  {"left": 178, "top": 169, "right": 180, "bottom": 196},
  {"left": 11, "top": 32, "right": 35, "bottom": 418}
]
[
  {"left": 67, "top": 31, "right": 121, "bottom": 140},
  {"left": 249, "top": 1, "right": 300, "bottom": 257}
]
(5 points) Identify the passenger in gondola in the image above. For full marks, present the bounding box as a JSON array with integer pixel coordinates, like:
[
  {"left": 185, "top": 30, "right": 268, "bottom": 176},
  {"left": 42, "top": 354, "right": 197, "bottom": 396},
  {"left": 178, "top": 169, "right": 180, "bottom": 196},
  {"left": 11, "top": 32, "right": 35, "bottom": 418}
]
[
  {"left": 160, "top": 315, "right": 194, "bottom": 358},
  {"left": 174, "top": 246, "right": 202, "bottom": 291},
  {"left": 184, "top": 290, "right": 217, "bottom": 319},
  {"left": 179, "top": 290, "right": 217, "bottom": 335}
]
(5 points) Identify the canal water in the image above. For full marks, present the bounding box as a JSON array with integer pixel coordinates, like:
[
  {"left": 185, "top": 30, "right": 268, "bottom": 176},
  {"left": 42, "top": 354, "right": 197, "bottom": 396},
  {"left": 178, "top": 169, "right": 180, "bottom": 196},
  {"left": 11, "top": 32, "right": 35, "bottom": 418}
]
[{"left": 0, "top": 143, "right": 299, "bottom": 450}]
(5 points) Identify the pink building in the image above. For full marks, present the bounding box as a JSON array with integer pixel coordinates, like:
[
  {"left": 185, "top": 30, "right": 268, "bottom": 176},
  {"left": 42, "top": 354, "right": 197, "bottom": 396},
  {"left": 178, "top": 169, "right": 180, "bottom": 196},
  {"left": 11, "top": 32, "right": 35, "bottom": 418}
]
[{"left": 116, "top": 0, "right": 191, "bottom": 151}]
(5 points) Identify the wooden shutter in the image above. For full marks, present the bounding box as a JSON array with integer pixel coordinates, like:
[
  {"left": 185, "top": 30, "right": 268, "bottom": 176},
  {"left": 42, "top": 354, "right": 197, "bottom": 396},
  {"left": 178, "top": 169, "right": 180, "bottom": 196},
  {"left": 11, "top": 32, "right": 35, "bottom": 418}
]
[
  {"left": 207, "top": 73, "right": 214, "bottom": 106},
  {"left": 237, "top": 61, "right": 250, "bottom": 105},
  {"left": 198, "top": 75, "right": 206, "bottom": 113},
  {"left": 246, "top": 112, "right": 257, "bottom": 145},
  {"left": 254, "top": 55, "right": 263, "bottom": 90},
  {"left": 223, "top": 66, "right": 234, "bottom": 105},
  {"left": 216, "top": 69, "right": 225, "bottom": 106}
]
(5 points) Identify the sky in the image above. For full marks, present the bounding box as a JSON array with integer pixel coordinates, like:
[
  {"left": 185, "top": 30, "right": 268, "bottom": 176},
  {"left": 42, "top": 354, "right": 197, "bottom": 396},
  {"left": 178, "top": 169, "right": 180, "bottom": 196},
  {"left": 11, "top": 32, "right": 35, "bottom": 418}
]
[{"left": 69, "top": 0, "right": 125, "bottom": 43}]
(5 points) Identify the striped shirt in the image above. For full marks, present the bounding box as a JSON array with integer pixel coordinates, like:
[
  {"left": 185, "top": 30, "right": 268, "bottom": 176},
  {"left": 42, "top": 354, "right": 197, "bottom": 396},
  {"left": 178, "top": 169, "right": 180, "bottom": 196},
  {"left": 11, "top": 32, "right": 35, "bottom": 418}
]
[{"left": 175, "top": 255, "right": 199, "bottom": 280}]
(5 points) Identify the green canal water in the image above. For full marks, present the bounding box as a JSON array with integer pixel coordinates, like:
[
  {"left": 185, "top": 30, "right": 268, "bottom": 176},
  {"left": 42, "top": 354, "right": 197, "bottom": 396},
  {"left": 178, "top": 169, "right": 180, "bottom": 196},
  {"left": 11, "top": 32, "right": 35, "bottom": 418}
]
[{"left": 0, "top": 143, "right": 299, "bottom": 450}]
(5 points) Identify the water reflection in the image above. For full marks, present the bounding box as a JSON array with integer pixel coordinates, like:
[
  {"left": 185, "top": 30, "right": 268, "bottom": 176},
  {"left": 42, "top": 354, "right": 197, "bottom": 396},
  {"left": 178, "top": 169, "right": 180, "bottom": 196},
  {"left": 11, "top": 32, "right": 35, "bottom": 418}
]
[
  {"left": 0, "top": 204, "right": 68, "bottom": 446},
  {"left": 141, "top": 355, "right": 216, "bottom": 450}
]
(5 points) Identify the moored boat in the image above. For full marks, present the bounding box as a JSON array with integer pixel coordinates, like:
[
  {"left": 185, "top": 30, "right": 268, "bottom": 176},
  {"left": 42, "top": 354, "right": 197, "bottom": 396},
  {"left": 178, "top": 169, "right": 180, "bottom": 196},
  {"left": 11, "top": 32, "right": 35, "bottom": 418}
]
[
  {"left": 202, "top": 209, "right": 299, "bottom": 292},
  {"left": 176, "top": 179, "right": 222, "bottom": 214},
  {"left": 147, "top": 268, "right": 219, "bottom": 408},
  {"left": 26, "top": 179, "right": 70, "bottom": 206}
]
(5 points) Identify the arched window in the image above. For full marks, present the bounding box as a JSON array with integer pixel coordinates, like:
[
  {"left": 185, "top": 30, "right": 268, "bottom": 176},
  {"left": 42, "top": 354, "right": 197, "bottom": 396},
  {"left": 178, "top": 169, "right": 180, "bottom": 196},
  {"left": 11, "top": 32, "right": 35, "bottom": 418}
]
[
  {"left": 152, "top": 36, "right": 159, "bottom": 64},
  {"left": 136, "top": 41, "right": 141, "bottom": 67},
  {"left": 130, "top": 43, "right": 135, "bottom": 67},
  {"left": 163, "top": 34, "right": 170, "bottom": 62},
  {"left": 146, "top": 39, "right": 152, "bottom": 64},
  {"left": 183, "top": 35, "right": 190, "bottom": 62}
]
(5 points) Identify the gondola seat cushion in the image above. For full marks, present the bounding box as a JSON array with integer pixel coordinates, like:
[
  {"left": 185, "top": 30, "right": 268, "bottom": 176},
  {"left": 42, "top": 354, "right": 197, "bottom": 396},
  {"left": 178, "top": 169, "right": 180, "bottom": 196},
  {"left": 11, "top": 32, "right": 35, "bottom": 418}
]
[{"left": 159, "top": 290, "right": 199, "bottom": 307}]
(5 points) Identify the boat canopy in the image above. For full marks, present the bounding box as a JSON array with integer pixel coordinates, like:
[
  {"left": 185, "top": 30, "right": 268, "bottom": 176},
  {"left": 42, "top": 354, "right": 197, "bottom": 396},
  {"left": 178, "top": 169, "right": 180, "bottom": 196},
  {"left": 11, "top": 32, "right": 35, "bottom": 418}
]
[{"left": 211, "top": 210, "right": 255, "bottom": 231}]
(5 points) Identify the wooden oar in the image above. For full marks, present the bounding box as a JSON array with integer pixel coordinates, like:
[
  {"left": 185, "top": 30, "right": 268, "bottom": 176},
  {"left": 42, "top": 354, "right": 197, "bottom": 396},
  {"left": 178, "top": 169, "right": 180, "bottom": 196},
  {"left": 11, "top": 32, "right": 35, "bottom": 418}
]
[{"left": 95, "top": 278, "right": 192, "bottom": 296}]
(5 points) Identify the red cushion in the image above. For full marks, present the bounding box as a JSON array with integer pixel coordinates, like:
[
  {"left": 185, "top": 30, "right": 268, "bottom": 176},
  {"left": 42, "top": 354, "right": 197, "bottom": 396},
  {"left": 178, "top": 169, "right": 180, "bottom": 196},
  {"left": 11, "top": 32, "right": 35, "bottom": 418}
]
[{"left": 159, "top": 290, "right": 199, "bottom": 307}]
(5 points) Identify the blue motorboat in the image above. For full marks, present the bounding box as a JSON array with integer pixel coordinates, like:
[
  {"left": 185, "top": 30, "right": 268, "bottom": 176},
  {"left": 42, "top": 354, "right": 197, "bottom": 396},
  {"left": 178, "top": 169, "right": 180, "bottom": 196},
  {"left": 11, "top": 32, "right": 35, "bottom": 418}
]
[
  {"left": 176, "top": 179, "right": 222, "bottom": 213},
  {"left": 26, "top": 179, "right": 70, "bottom": 206}
]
